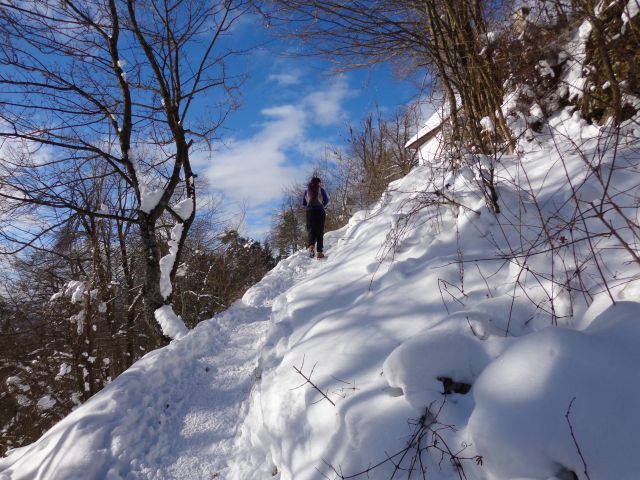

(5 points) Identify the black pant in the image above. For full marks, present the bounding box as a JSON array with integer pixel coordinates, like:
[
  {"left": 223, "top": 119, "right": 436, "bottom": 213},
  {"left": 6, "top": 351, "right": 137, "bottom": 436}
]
[{"left": 306, "top": 209, "right": 326, "bottom": 253}]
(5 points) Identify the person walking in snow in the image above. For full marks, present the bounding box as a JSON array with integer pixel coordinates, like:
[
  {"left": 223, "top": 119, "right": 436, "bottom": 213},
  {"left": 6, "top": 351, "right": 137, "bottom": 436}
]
[{"left": 302, "top": 176, "right": 329, "bottom": 259}]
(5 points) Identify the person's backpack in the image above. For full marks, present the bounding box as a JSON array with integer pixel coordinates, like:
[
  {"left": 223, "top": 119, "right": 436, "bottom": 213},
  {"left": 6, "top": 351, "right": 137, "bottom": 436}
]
[{"left": 307, "top": 187, "right": 323, "bottom": 208}]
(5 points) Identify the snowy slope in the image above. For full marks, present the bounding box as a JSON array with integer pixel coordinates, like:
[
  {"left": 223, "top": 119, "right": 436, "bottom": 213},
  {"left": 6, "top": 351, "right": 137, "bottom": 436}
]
[
  {"left": 0, "top": 254, "right": 313, "bottom": 479},
  {"left": 227, "top": 110, "right": 640, "bottom": 479},
  {"left": 2, "top": 108, "right": 640, "bottom": 480}
]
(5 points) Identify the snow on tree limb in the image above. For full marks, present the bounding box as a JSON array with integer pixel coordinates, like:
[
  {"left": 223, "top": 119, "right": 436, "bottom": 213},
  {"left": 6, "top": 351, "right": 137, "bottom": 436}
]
[{"left": 154, "top": 305, "right": 188, "bottom": 340}]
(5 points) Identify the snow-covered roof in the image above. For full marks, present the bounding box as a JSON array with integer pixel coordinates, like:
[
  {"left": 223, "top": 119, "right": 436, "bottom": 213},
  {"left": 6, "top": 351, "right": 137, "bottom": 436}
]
[{"left": 405, "top": 102, "right": 454, "bottom": 150}]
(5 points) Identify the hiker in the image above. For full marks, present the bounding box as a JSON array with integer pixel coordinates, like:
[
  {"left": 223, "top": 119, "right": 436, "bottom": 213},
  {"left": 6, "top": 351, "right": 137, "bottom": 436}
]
[{"left": 302, "top": 176, "right": 329, "bottom": 258}]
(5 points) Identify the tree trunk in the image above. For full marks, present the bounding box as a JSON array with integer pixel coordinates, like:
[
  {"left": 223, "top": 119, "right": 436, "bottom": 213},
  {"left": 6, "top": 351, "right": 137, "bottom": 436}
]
[{"left": 139, "top": 216, "right": 168, "bottom": 345}]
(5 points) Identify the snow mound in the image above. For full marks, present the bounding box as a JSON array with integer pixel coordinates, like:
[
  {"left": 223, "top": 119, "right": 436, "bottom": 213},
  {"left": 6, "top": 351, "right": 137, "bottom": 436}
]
[
  {"left": 383, "top": 324, "right": 494, "bottom": 412},
  {"left": 469, "top": 302, "right": 640, "bottom": 480}
]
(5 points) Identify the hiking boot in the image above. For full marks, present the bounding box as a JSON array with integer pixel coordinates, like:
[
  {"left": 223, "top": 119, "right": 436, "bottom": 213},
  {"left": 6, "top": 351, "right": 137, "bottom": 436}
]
[
  {"left": 316, "top": 252, "right": 325, "bottom": 259},
  {"left": 308, "top": 245, "right": 315, "bottom": 257}
]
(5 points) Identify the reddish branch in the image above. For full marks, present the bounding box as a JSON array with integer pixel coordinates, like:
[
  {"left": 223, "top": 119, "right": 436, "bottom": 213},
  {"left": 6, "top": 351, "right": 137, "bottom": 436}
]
[
  {"left": 318, "top": 400, "right": 482, "bottom": 480},
  {"left": 566, "top": 397, "right": 592, "bottom": 480},
  {"left": 292, "top": 357, "right": 336, "bottom": 407}
]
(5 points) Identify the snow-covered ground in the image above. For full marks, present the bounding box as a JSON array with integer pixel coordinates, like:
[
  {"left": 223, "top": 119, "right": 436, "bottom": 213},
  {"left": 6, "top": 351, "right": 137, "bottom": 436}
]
[
  {"left": 0, "top": 250, "right": 317, "bottom": 479},
  {"left": 2, "top": 104, "right": 640, "bottom": 479},
  {"left": 228, "top": 108, "right": 640, "bottom": 480}
]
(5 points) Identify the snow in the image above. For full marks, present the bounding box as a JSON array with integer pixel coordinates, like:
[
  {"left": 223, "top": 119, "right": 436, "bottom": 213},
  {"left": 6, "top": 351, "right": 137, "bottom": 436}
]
[
  {"left": 154, "top": 305, "right": 188, "bottom": 340},
  {"left": 468, "top": 302, "right": 640, "bottom": 480},
  {"left": 172, "top": 197, "right": 194, "bottom": 222},
  {"left": 5, "top": 110, "right": 640, "bottom": 478},
  {"left": 529, "top": 103, "right": 545, "bottom": 122},
  {"left": 537, "top": 60, "right": 555, "bottom": 78},
  {"left": 48, "top": 291, "right": 63, "bottom": 302},
  {"left": 175, "top": 264, "right": 187, "bottom": 277},
  {"left": 97, "top": 203, "right": 109, "bottom": 215},
  {"left": 480, "top": 116, "right": 495, "bottom": 133},
  {"left": 561, "top": 21, "right": 592, "bottom": 103},
  {"left": 578, "top": 20, "right": 592, "bottom": 41},
  {"left": 55, "top": 364, "right": 71, "bottom": 381},
  {"left": 15, "top": 395, "right": 30, "bottom": 408},
  {"left": 70, "top": 311, "right": 85, "bottom": 335},
  {"left": 36, "top": 396, "right": 56, "bottom": 411},
  {"left": 3, "top": 80, "right": 640, "bottom": 480},
  {"left": 5, "top": 377, "right": 29, "bottom": 393},
  {"left": 131, "top": 160, "right": 163, "bottom": 214},
  {"left": 383, "top": 326, "right": 496, "bottom": 412},
  {"left": 139, "top": 184, "right": 163, "bottom": 214},
  {"left": 622, "top": 0, "right": 640, "bottom": 26},
  {"left": 65, "top": 280, "right": 85, "bottom": 304},
  {"left": 159, "top": 223, "right": 184, "bottom": 300}
]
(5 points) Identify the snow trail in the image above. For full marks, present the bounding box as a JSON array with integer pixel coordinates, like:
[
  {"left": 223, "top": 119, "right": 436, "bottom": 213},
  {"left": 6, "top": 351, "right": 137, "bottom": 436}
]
[
  {"left": 0, "top": 250, "right": 326, "bottom": 480},
  {"left": 135, "top": 251, "right": 331, "bottom": 479}
]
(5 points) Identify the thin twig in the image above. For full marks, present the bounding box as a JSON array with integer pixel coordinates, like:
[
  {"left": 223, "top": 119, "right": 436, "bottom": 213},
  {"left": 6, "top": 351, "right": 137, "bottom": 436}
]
[
  {"left": 565, "top": 397, "right": 592, "bottom": 480},
  {"left": 292, "top": 357, "right": 336, "bottom": 406}
]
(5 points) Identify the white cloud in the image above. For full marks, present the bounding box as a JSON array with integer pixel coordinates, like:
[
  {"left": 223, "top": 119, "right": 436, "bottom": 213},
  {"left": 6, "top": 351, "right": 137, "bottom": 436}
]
[
  {"left": 267, "top": 72, "right": 301, "bottom": 86},
  {"left": 304, "top": 77, "right": 351, "bottom": 126},
  {"left": 203, "top": 78, "right": 352, "bottom": 237},
  {"left": 206, "top": 104, "right": 309, "bottom": 207},
  {"left": 297, "top": 139, "right": 330, "bottom": 159}
]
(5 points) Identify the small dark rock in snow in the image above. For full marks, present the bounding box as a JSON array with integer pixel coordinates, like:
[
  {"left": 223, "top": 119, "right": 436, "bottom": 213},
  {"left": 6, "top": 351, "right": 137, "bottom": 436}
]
[{"left": 437, "top": 376, "right": 471, "bottom": 395}]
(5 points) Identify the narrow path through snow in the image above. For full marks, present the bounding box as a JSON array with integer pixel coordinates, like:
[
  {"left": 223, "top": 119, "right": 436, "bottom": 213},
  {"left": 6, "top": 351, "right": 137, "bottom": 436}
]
[
  {"left": 0, "top": 249, "right": 327, "bottom": 480},
  {"left": 130, "top": 251, "right": 326, "bottom": 480},
  {"left": 150, "top": 319, "right": 272, "bottom": 479}
]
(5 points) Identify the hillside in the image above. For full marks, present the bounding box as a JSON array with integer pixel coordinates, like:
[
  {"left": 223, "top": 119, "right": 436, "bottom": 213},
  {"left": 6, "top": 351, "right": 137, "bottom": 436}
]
[{"left": 1, "top": 98, "right": 640, "bottom": 479}]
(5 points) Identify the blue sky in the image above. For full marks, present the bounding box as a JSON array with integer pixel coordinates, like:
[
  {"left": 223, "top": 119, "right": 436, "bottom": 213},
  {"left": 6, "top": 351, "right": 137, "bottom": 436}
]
[{"left": 194, "top": 18, "right": 421, "bottom": 240}]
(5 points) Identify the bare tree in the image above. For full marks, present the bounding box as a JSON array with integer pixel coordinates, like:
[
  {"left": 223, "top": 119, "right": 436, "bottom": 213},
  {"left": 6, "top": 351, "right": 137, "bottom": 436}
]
[
  {"left": 264, "top": 0, "right": 516, "bottom": 153},
  {"left": 0, "top": 0, "right": 252, "bottom": 342},
  {"left": 270, "top": 191, "right": 306, "bottom": 258},
  {"left": 383, "top": 104, "right": 422, "bottom": 177}
]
